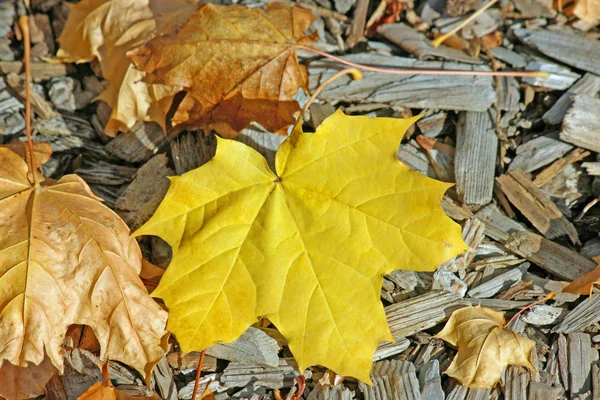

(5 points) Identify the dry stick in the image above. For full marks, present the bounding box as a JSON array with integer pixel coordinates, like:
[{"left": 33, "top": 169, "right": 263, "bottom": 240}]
[
  {"left": 298, "top": 46, "right": 549, "bottom": 78},
  {"left": 505, "top": 292, "right": 556, "bottom": 328},
  {"left": 302, "top": 68, "right": 363, "bottom": 114},
  {"left": 17, "top": 15, "right": 37, "bottom": 186},
  {"left": 431, "top": 0, "right": 499, "bottom": 48},
  {"left": 191, "top": 349, "right": 207, "bottom": 400}
]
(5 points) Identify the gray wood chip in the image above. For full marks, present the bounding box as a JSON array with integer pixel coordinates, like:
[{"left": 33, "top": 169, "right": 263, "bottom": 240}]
[
  {"left": 308, "top": 54, "right": 495, "bottom": 111},
  {"left": 569, "top": 333, "right": 593, "bottom": 397},
  {"left": 206, "top": 327, "right": 280, "bottom": 368},
  {"left": 455, "top": 110, "right": 497, "bottom": 210},
  {"left": 553, "top": 295, "right": 600, "bottom": 334},
  {"left": 560, "top": 95, "right": 600, "bottom": 153},
  {"left": 515, "top": 29, "right": 600, "bottom": 75},
  {"left": 523, "top": 61, "right": 581, "bottom": 90},
  {"left": 359, "top": 360, "right": 421, "bottom": 400},
  {"left": 467, "top": 263, "right": 529, "bottom": 298},
  {"left": 509, "top": 133, "right": 573, "bottom": 173}
]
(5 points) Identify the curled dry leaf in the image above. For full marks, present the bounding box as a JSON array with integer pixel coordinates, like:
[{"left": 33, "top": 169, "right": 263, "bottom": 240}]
[
  {"left": 134, "top": 110, "right": 465, "bottom": 381},
  {"left": 436, "top": 306, "right": 536, "bottom": 388},
  {"left": 0, "top": 148, "right": 168, "bottom": 399},
  {"left": 55, "top": 0, "right": 199, "bottom": 135},
  {"left": 562, "top": 256, "right": 600, "bottom": 296},
  {"left": 128, "top": 2, "right": 317, "bottom": 138}
]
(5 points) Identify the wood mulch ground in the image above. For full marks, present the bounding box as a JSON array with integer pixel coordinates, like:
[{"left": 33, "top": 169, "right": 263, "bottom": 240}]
[{"left": 2, "top": 0, "right": 600, "bottom": 398}]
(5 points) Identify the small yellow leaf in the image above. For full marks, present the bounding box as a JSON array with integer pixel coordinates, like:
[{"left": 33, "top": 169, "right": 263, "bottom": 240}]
[
  {"left": 436, "top": 306, "right": 536, "bottom": 388},
  {"left": 135, "top": 110, "right": 465, "bottom": 382}
]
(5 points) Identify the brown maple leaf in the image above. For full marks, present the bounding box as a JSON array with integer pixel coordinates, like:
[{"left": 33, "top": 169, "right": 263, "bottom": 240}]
[
  {"left": 0, "top": 148, "right": 168, "bottom": 399},
  {"left": 128, "top": 2, "right": 317, "bottom": 138}
]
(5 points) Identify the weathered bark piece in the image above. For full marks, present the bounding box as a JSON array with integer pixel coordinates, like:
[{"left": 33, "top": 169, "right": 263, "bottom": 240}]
[
  {"left": 397, "top": 140, "right": 434, "bottom": 177},
  {"left": 166, "top": 351, "right": 217, "bottom": 372},
  {"left": 75, "top": 161, "right": 137, "bottom": 185},
  {"left": 475, "top": 204, "right": 528, "bottom": 243},
  {"left": 220, "top": 358, "right": 298, "bottom": 390},
  {"left": 206, "top": 327, "right": 280, "bottom": 368},
  {"left": 455, "top": 110, "right": 497, "bottom": 210},
  {"left": 441, "top": 195, "right": 473, "bottom": 221},
  {"left": 528, "top": 382, "right": 563, "bottom": 400},
  {"left": 359, "top": 360, "right": 421, "bottom": 400},
  {"left": 533, "top": 148, "right": 590, "bottom": 187},
  {"left": 509, "top": 133, "right": 573, "bottom": 173},
  {"left": 467, "top": 263, "right": 529, "bottom": 299},
  {"left": 583, "top": 162, "right": 600, "bottom": 176},
  {"left": 465, "top": 298, "right": 531, "bottom": 311},
  {"left": 104, "top": 122, "right": 167, "bottom": 163},
  {"left": 568, "top": 333, "right": 593, "bottom": 398},
  {"left": 419, "top": 360, "right": 444, "bottom": 400},
  {"left": 553, "top": 295, "right": 600, "bottom": 334},
  {"left": 504, "top": 366, "right": 530, "bottom": 400},
  {"left": 560, "top": 95, "right": 600, "bottom": 153},
  {"left": 115, "top": 154, "right": 172, "bottom": 231},
  {"left": 6, "top": 73, "right": 56, "bottom": 120},
  {"left": 522, "top": 305, "right": 567, "bottom": 326},
  {"left": 170, "top": 130, "right": 216, "bottom": 175},
  {"left": 512, "top": 0, "right": 556, "bottom": 17},
  {"left": 378, "top": 23, "right": 482, "bottom": 64},
  {"left": 309, "top": 54, "right": 495, "bottom": 111},
  {"left": 543, "top": 73, "right": 600, "bottom": 125},
  {"left": 514, "top": 29, "right": 600, "bottom": 75},
  {"left": 504, "top": 231, "right": 596, "bottom": 280},
  {"left": 496, "top": 169, "right": 579, "bottom": 244}
]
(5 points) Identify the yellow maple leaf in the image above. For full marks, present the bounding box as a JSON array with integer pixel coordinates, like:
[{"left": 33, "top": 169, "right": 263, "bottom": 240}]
[
  {"left": 134, "top": 110, "right": 465, "bottom": 381},
  {"left": 128, "top": 2, "right": 317, "bottom": 138},
  {"left": 0, "top": 148, "right": 168, "bottom": 399},
  {"left": 436, "top": 306, "right": 536, "bottom": 388},
  {"left": 55, "top": 0, "right": 198, "bottom": 135}
]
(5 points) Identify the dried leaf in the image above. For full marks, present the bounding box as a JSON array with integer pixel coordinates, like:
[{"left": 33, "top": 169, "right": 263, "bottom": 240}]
[
  {"left": 56, "top": 0, "right": 198, "bottom": 135},
  {"left": 128, "top": 2, "right": 317, "bottom": 138},
  {"left": 0, "top": 148, "right": 168, "bottom": 398},
  {"left": 436, "top": 306, "right": 536, "bottom": 388},
  {"left": 134, "top": 110, "right": 465, "bottom": 381},
  {"left": 562, "top": 256, "right": 600, "bottom": 296}
]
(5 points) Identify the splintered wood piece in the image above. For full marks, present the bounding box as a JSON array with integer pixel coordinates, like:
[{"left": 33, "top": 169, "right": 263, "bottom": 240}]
[
  {"left": 528, "top": 382, "right": 563, "bottom": 400},
  {"left": 455, "top": 110, "right": 497, "bottom": 210},
  {"left": 533, "top": 148, "right": 590, "bottom": 187},
  {"left": 543, "top": 73, "right": 600, "bottom": 125},
  {"left": 104, "top": 122, "right": 167, "bottom": 163},
  {"left": 467, "top": 263, "right": 529, "bottom": 299},
  {"left": 503, "top": 366, "right": 530, "bottom": 400},
  {"left": 206, "top": 327, "right": 280, "bottom": 368},
  {"left": 359, "top": 360, "right": 421, "bottom": 400},
  {"left": 560, "top": 95, "right": 600, "bottom": 153},
  {"left": 0, "top": 61, "right": 74, "bottom": 80},
  {"left": 582, "top": 162, "right": 600, "bottom": 176},
  {"left": 553, "top": 295, "right": 600, "bottom": 334},
  {"left": 220, "top": 358, "right": 298, "bottom": 390},
  {"left": 504, "top": 231, "right": 596, "bottom": 281},
  {"left": 419, "top": 360, "right": 444, "bottom": 400},
  {"left": 496, "top": 169, "right": 579, "bottom": 244}
]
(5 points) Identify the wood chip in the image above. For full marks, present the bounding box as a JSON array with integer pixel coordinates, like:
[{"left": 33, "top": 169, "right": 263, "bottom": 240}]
[
  {"left": 378, "top": 23, "right": 482, "bottom": 64},
  {"left": 568, "top": 333, "right": 593, "bottom": 397},
  {"left": 455, "top": 110, "right": 497, "bottom": 210},
  {"left": 504, "top": 231, "right": 596, "bottom": 280},
  {"left": 553, "top": 295, "right": 600, "bottom": 334},
  {"left": 308, "top": 54, "right": 495, "bottom": 111},
  {"left": 475, "top": 204, "right": 528, "bottom": 243},
  {"left": 220, "top": 358, "right": 298, "bottom": 390},
  {"left": 543, "top": 73, "right": 600, "bottom": 125},
  {"left": 560, "top": 95, "right": 600, "bottom": 153},
  {"left": 104, "top": 122, "right": 167, "bottom": 163},
  {"left": 509, "top": 133, "right": 573, "bottom": 173},
  {"left": 533, "top": 148, "right": 590, "bottom": 187},
  {"left": 496, "top": 169, "right": 579, "bottom": 244},
  {"left": 0, "top": 61, "right": 74, "bottom": 80},
  {"left": 514, "top": 28, "right": 600, "bottom": 75},
  {"left": 418, "top": 360, "right": 444, "bottom": 400},
  {"left": 206, "top": 327, "right": 280, "bottom": 368},
  {"left": 346, "top": 0, "right": 369, "bottom": 48},
  {"left": 467, "top": 263, "right": 529, "bottom": 299},
  {"left": 359, "top": 360, "right": 421, "bottom": 400}
]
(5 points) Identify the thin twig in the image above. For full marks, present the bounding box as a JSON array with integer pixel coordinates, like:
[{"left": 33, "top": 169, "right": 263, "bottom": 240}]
[
  {"left": 298, "top": 46, "right": 549, "bottom": 78},
  {"left": 191, "top": 349, "right": 206, "bottom": 400},
  {"left": 431, "top": 0, "right": 499, "bottom": 48},
  {"left": 18, "top": 15, "right": 37, "bottom": 186},
  {"left": 302, "top": 68, "right": 362, "bottom": 115}
]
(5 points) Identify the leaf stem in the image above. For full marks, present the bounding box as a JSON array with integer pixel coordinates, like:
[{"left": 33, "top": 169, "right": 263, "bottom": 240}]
[
  {"left": 18, "top": 15, "right": 37, "bottom": 186},
  {"left": 302, "top": 67, "right": 362, "bottom": 114},
  {"left": 505, "top": 292, "right": 556, "bottom": 328},
  {"left": 191, "top": 349, "right": 206, "bottom": 400},
  {"left": 431, "top": 0, "right": 499, "bottom": 48},
  {"left": 298, "top": 45, "right": 549, "bottom": 78}
]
